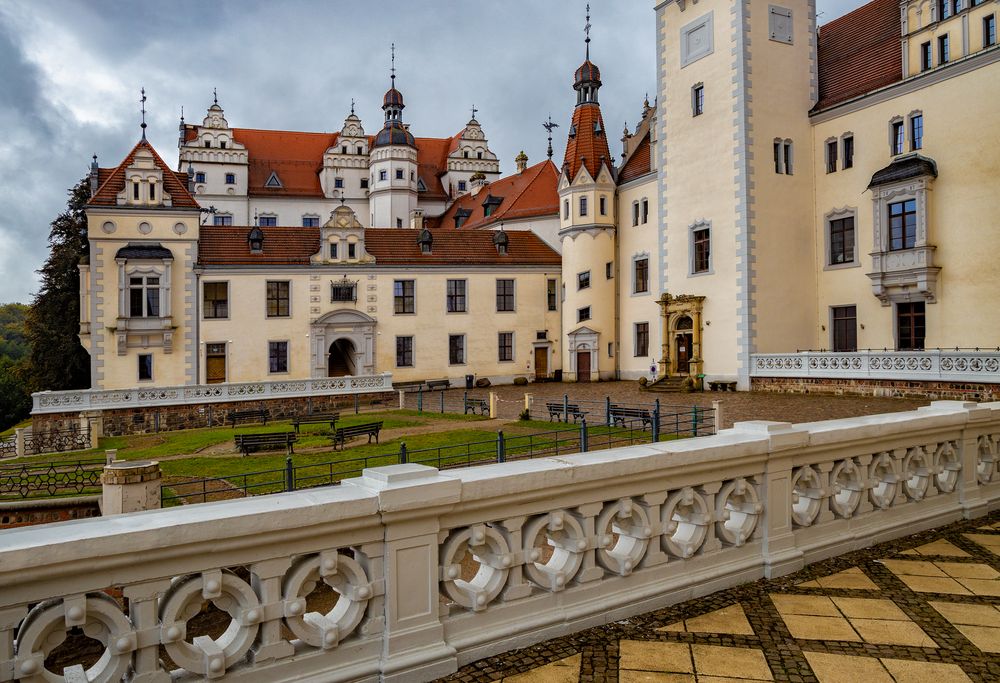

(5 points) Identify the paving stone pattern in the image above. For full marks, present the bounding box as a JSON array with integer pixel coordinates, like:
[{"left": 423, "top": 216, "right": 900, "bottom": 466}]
[{"left": 439, "top": 513, "right": 1000, "bottom": 682}]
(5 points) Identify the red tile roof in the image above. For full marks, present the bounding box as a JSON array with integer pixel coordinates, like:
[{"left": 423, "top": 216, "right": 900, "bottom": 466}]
[
  {"left": 618, "top": 130, "right": 651, "bottom": 184},
  {"left": 563, "top": 103, "right": 613, "bottom": 181},
  {"left": 436, "top": 160, "right": 559, "bottom": 230},
  {"left": 815, "top": 0, "right": 902, "bottom": 111},
  {"left": 89, "top": 140, "right": 199, "bottom": 208},
  {"left": 199, "top": 226, "right": 320, "bottom": 265},
  {"left": 364, "top": 228, "right": 561, "bottom": 266},
  {"left": 413, "top": 136, "right": 455, "bottom": 200}
]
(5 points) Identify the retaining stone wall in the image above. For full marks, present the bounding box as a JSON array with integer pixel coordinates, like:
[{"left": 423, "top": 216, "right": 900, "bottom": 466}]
[
  {"left": 0, "top": 497, "right": 101, "bottom": 530},
  {"left": 752, "top": 376, "right": 1000, "bottom": 401}
]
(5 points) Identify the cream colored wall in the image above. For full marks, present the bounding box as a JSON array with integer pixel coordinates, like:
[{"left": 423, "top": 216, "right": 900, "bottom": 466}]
[
  {"left": 560, "top": 230, "right": 616, "bottom": 381},
  {"left": 617, "top": 175, "right": 660, "bottom": 379},
  {"left": 812, "top": 59, "right": 1000, "bottom": 350},
  {"left": 904, "top": 3, "right": 996, "bottom": 76},
  {"left": 200, "top": 267, "right": 561, "bottom": 385}
]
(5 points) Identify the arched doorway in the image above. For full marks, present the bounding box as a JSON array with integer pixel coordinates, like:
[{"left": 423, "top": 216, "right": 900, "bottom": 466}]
[
  {"left": 328, "top": 338, "right": 356, "bottom": 377},
  {"left": 674, "top": 316, "right": 693, "bottom": 374}
]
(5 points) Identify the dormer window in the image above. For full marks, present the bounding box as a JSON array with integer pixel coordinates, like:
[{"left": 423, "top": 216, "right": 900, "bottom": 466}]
[
  {"left": 148, "top": 181, "right": 156, "bottom": 201},
  {"left": 569, "top": 124, "right": 577, "bottom": 138},
  {"left": 482, "top": 194, "right": 503, "bottom": 218},
  {"left": 265, "top": 171, "right": 282, "bottom": 188},
  {"left": 493, "top": 231, "right": 509, "bottom": 256},
  {"left": 417, "top": 229, "right": 433, "bottom": 254},
  {"left": 133, "top": 182, "right": 140, "bottom": 200},
  {"left": 342, "top": 145, "right": 347, "bottom": 154},
  {"left": 454, "top": 208, "right": 471, "bottom": 229},
  {"left": 248, "top": 227, "right": 264, "bottom": 254},
  {"left": 593, "top": 120, "right": 603, "bottom": 135},
  {"left": 417, "top": 178, "right": 427, "bottom": 192}
]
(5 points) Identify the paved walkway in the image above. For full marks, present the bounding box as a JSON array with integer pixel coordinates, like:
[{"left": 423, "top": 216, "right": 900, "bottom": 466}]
[{"left": 439, "top": 513, "right": 1000, "bottom": 682}]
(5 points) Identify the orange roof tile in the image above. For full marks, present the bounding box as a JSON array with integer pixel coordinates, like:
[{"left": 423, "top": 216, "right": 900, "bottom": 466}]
[
  {"left": 198, "top": 226, "right": 319, "bottom": 265},
  {"left": 618, "top": 130, "right": 651, "bottom": 184},
  {"left": 437, "top": 161, "right": 559, "bottom": 230},
  {"left": 815, "top": 0, "right": 902, "bottom": 111},
  {"left": 413, "top": 136, "right": 453, "bottom": 200},
  {"left": 233, "top": 128, "right": 338, "bottom": 197},
  {"left": 563, "top": 103, "right": 613, "bottom": 181},
  {"left": 89, "top": 139, "right": 199, "bottom": 208}
]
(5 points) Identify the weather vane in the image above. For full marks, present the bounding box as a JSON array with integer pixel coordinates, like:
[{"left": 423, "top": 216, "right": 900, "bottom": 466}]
[
  {"left": 543, "top": 115, "right": 560, "bottom": 160},
  {"left": 350, "top": 97, "right": 355, "bottom": 115},
  {"left": 213, "top": 87, "right": 218, "bottom": 105},
  {"left": 140, "top": 87, "right": 147, "bottom": 140},
  {"left": 471, "top": 104, "right": 478, "bottom": 121},
  {"left": 584, "top": 3, "right": 592, "bottom": 59},
  {"left": 390, "top": 43, "right": 396, "bottom": 86}
]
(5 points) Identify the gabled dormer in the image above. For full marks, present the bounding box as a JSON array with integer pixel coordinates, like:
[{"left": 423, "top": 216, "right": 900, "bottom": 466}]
[
  {"left": 313, "top": 204, "right": 375, "bottom": 265},
  {"left": 117, "top": 146, "right": 172, "bottom": 207}
]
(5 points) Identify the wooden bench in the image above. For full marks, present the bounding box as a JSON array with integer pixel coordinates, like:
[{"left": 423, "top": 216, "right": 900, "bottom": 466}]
[
  {"left": 394, "top": 381, "right": 424, "bottom": 393},
  {"left": 228, "top": 409, "right": 270, "bottom": 428},
  {"left": 709, "top": 381, "right": 738, "bottom": 392},
  {"left": 426, "top": 379, "right": 451, "bottom": 391},
  {"left": 234, "top": 432, "right": 297, "bottom": 457},
  {"left": 545, "top": 402, "right": 588, "bottom": 423},
  {"left": 464, "top": 398, "right": 489, "bottom": 415},
  {"left": 331, "top": 421, "right": 383, "bottom": 450},
  {"left": 291, "top": 412, "right": 339, "bottom": 434},
  {"left": 609, "top": 405, "right": 654, "bottom": 430}
]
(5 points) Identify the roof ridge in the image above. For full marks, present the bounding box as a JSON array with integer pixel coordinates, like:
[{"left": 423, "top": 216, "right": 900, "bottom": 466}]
[{"left": 495, "top": 162, "right": 547, "bottom": 221}]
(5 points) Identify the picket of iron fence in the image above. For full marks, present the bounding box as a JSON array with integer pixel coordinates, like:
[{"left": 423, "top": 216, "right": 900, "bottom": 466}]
[{"left": 0, "top": 458, "right": 106, "bottom": 500}]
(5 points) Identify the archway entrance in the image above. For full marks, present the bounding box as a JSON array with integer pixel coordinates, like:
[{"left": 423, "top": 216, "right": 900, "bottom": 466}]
[
  {"left": 328, "top": 339, "right": 356, "bottom": 377},
  {"left": 656, "top": 293, "right": 705, "bottom": 386},
  {"left": 675, "top": 316, "right": 694, "bottom": 374}
]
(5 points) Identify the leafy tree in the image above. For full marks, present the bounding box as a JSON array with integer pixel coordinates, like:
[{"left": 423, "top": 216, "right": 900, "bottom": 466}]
[
  {"left": 0, "top": 303, "right": 29, "bottom": 361},
  {"left": 0, "top": 358, "right": 30, "bottom": 431},
  {"left": 23, "top": 178, "right": 91, "bottom": 393}
]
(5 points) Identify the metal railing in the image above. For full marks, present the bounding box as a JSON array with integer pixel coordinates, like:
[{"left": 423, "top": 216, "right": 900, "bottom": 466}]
[
  {"left": 0, "top": 458, "right": 105, "bottom": 500},
  {"left": 752, "top": 349, "right": 1000, "bottom": 384},
  {"left": 23, "top": 428, "right": 92, "bottom": 456}
]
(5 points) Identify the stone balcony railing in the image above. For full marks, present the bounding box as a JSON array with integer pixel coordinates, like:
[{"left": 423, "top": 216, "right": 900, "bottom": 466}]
[
  {"left": 752, "top": 350, "right": 1000, "bottom": 384},
  {"left": 30, "top": 373, "right": 394, "bottom": 415},
  {"left": 1, "top": 401, "right": 999, "bottom": 682}
]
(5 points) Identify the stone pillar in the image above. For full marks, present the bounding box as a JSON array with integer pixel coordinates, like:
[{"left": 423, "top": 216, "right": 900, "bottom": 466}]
[
  {"left": 14, "top": 429, "right": 25, "bottom": 458},
  {"left": 489, "top": 392, "right": 498, "bottom": 419},
  {"left": 657, "top": 295, "right": 671, "bottom": 378},
  {"left": 399, "top": 390, "right": 406, "bottom": 410},
  {"left": 713, "top": 400, "right": 723, "bottom": 432},
  {"left": 101, "top": 461, "right": 162, "bottom": 515},
  {"left": 524, "top": 393, "right": 533, "bottom": 414},
  {"left": 343, "top": 464, "right": 460, "bottom": 682}
]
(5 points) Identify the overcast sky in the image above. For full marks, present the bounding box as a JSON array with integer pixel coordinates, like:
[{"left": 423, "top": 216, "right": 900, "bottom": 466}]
[{"left": 0, "top": 0, "right": 863, "bottom": 304}]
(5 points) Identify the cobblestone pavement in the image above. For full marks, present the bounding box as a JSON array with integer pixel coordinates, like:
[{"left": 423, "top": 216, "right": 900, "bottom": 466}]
[
  {"left": 436, "top": 381, "right": 928, "bottom": 429},
  {"left": 439, "top": 512, "right": 1000, "bottom": 682}
]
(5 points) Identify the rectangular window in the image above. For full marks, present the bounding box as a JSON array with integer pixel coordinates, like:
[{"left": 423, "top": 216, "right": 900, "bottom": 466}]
[
  {"left": 302, "top": 216, "right": 319, "bottom": 227},
  {"left": 783, "top": 141, "right": 793, "bottom": 174},
  {"left": 634, "top": 322, "right": 649, "bottom": 357},
  {"left": 634, "top": 258, "right": 649, "bottom": 294},
  {"left": 577, "top": 271, "right": 591, "bottom": 290},
  {"left": 448, "top": 335, "right": 466, "bottom": 365},
  {"left": 843, "top": 135, "right": 854, "bottom": 169},
  {"left": 547, "top": 278, "right": 558, "bottom": 311},
  {"left": 334, "top": 178, "right": 344, "bottom": 189},
  {"left": 265, "top": 281, "right": 290, "bottom": 317},
  {"left": 496, "top": 279, "right": 515, "bottom": 312},
  {"left": 606, "top": 261, "right": 613, "bottom": 279},
  {"left": 599, "top": 195, "right": 607, "bottom": 215},
  {"left": 133, "top": 182, "right": 140, "bottom": 200},
  {"left": 563, "top": 199, "right": 569, "bottom": 219},
  {"left": 195, "top": 172, "right": 206, "bottom": 183},
  {"left": 888, "top": 199, "right": 917, "bottom": 251},
  {"left": 379, "top": 170, "right": 387, "bottom": 181},
  {"left": 891, "top": 120, "right": 905, "bottom": 155},
  {"left": 446, "top": 279, "right": 467, "bottom": 313},
  {"left": 394, "top": 280, "right": 415, "bottom": 314},
  {"left": 360, "top": 178, "right": 369, "bottom": 189},
  {"left": 939, "top": 0, "right": 952, "bottom": 19},
  {"left": 921, "top": 41, "right": 933, "bottom": 71},
  {"left": 826, "top": 140, "right": 838, "bottom": 173},
  {"left": 829, "top": 216, "right": 856, "bottom": 265},
  {"left": 396, "top": 218, "right": 403, "bottom": 228},
  {"left": 986, "top": 15, "right": 997, "bottom": 47},
  {"left": 268, "top": 341, "right": 289, "bottom": 373},
  {"left": 578, "top": 306, "right": 591, "bottom": 323},
  {"left": 693, "top": 228, "right": 711, "bottom": 273},
  {"left": 348, "top": 243, "right": 356, "bottom": 259},
  {"left": 632, "top": 202, "right": 640, "bottom": 227},
  {"left": 330, "top": 279, "right": 356, "bottom": 302},
  {"left": 138, "top": 354, "right": 153, "bottom": 381},
  {"left": 330, "top": 243, "right": 338, "bottom": 259},
  {"left": 203, "top": 282, "right": 228, "bottom": 319},
  {"left": 128, "top": 275, "right": 160, "bottom": 318},
  {"left": 395, "top": 336, "right": 413, "bottom": 367},
  {"left": 692, "top": 84, "right": 704, "bottom": 116},
  {"left": 910, "top": 114, "right": 923, "bottom": 151},
  {"left": 641, "top": 198, "right": 649, "bottom": 224},
  {"left": 213, "top": 214, "right": 233, "bottom": 226},
  {"left": 831, "top": 305, "right": 858, "bottom": 352},
  {"left": 579, "top": 196, "right": 588, "bottom": 217},
  {"left": 148, "top": 182, "right": 156, "bottom": 201},
  {"left": 395, "top": 169, "right": 404, "bottom": 180},
  {"left": 458, "top": 180, "right": 467, "bottom": 191},
  {"left": 938, "top": 34, "right": 950, "bottom": 64},
  {"left": 225, "top": 173, "right": 235, "bottom": 184},
  {"left": 773, "top": 141, "right": 782, "bottom": 173},
  {"left": 498, "top": 332, "right": 513, "bottom": 362},
  {"left": 259, "top": 216, "right": 277, "bottom": 227},
  {"left": 897, "top": 302, "right": 926, "bottom": 350}
]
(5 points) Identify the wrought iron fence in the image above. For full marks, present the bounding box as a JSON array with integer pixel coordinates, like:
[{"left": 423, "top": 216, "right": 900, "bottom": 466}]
[
  {"left": 23, "top": 428, "right": 92, "bottom": 456},
  {"left": 0, "top": 436, "right": 15, "bottom": 459},
  {"left": 0, "top": 458, "right": 105, "bottom": 500}
]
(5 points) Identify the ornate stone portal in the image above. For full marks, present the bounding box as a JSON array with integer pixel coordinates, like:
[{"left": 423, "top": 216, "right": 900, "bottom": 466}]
[{"left": 657, "top": 293, "right": 705, "bottom": 382}]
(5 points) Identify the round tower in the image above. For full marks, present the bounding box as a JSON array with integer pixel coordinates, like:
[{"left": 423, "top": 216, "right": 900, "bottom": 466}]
[{"left": 369, "top": 44, "right": 418, "bottom": 228}]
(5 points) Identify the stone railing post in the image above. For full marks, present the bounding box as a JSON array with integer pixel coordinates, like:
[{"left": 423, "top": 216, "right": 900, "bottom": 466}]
[
  {"left": 14, "top": 429, "right": 25, "bottom": 458},
  {"left": 489, "top": 392, "right": 498, "bottom": 419},
  {"left": 524, "top": 393, "right": 533, "bottom": 414},
  {"left": 399, "top": 390, "right": 406, "bottom": 410},
  {"left": 101, "top": 460, "right": 162, "bottom": 515},
  {"left": 921, "top": 401, "right": 994, "bottom": 517},
  {"left": 343, "top": 464, "right": 460, "bottom": 681},
  {"left": 712, "top": 400, "right": 723, "bottom": 431}
]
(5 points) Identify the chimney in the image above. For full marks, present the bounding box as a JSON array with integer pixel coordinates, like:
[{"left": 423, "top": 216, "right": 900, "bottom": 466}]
[
  {"left": 89, "top": 155, "right": 99, "bottom": 197},
  {"left": 187, "top": 161, "right": 196, "bottom": 194},
  {"left": 515, "top": 150, "right": 528, "bottom": 174},
  {"left": 469, "top": 171, "right": 487, "bottom": 197},
  {"left": 409, "top": 208, "right": 424, "bottom": 230}
]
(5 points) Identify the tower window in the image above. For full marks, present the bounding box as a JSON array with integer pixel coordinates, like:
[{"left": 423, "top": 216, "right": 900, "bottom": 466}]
[
  {"left": 891, "top": 120, "right": 905, "bottom": 155},
  {"left": 986, "top": 15, "right": 997, "bottom": 47},
  {"left": 225, "top": 173, "right": 236, "bottom": 184},
  {"left": 632, "top": 202, "right": 640, "bottom": 226},
  {"left": 563, "top": 199, "right": 569, "bottom": 219},
  {"left": 826, "top": 140, "right": 838, "bottom": 173},
  {"left": 395, "top": 169, "right": 404, "bottom": 180},
  {"left": 578, "top": 306, "right": 591, "bottom": 323},
  {"left": 379, "top": 170, "right": 388, "bottom": 181},
  {"left": 641, "top": 198, "right": 649, "bottom": 224},
  {"left": 204, "top": 141, "right": 211, "bottom": 148},
  {"left": 477, "top": 151, "right": 483, "bottom": 159},
  {"left": 634, "top": 258, "right": 649, "bottom": 294},
  {"left": 195, "top": 172, "right": 206, "bottom": 183},
  {"left": 773, "top": 140, "right": 793, "bottom": 174},
  {"left": 579, "top": 196, "right": 588, "bottom": 217},
  {"left": 938, "top": 34, "right": 950, "bottom": 64},
  {"left": 458, "top": 180, "right": 467, "bottom": 191},
  {"left": 464, "top": 151, "right": 469, "bottom": 158},
  {"left": 220, "top": 141, "right": 226, "bottom": 149},
  {"left": 342, "top": 145, "right": 347, "bottom": 154},
  {"left": 920, "top": 41, "right": 933, "bottom": 71},
  {"left": 577, "top": 271, "right": 591, "bottom": 290},
  {"left": 599, "top": 196, "right": 607, "bottom": 215},
  {"left": 692, "top": 227, "right": 711, "bottom": 273},
  {"left": 910, "top": 114, "right": 923, "bottom": 151},
  {"left": 334, "top": 178, "right": 344, "bottom": 189},
  {"left": 843, "top": 135, "right": 854, "bottom": 169},
  {"left": 360, "top": 178, "right": 369, "bottom": 189},
  {"left": 692, "top": 84, "right": 704, "bottom": 116},
  {"left": 357, "top": 145, "right": 364, "bottom": 154}
]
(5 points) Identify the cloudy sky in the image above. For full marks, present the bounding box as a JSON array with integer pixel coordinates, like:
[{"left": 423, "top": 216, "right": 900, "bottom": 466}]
[{"left": 0, "top": 0, "right": 863, "bottom": 304}]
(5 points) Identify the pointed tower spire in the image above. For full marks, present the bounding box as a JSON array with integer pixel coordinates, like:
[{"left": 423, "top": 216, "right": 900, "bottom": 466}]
[
  {"left": 139, "top": 87, "right": 147, "bottom": 140},
  {"left": 584, "top": 3, "right": 591, "bottom": 60}
]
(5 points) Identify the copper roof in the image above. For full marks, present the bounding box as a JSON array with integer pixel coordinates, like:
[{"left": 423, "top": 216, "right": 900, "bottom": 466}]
[
  {"left": 563, "top": 103, "right": 613, "bottom": 181},
  {"left": 815, "top": 0, "right": 902, "bottom": 112},
  {"left": 437, "top": 160, "right": 559, "bottom": 230},
  {"left": 618, "top": 130, "right": 651, "bottom": 183},
  {"left": 89, "top": 140, "right": 199, "bottom": 208}
]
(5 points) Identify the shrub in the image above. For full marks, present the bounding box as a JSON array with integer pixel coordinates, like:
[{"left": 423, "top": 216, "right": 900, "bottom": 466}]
[
  {"left": 518, "top": 409, "right": 530, "bottom": 421},
  {"left": 513, "top": 377, "right": 528, "bottom": 386}
]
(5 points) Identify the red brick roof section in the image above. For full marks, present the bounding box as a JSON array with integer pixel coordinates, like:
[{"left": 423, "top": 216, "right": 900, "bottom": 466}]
[
  {"left": 437, "top": 160, "right": 559, "bottom": 230},
  {"left": 233, "top": 128, "right": 338, "bottom": 198},
  {"left": 618, "top": 131, "right": 651, "bottom": 184},
  {"left": 198, "top": 226, "right": 320, "bottom": 265},
  {"left": 563, "top": 102, "right": 613, "bottom": 181},
  {"left": 815, "top": 0, "right": 902, "bottom": 112},
  {"left": 89, "top": 140, "right": 199, "bottom": 208}
]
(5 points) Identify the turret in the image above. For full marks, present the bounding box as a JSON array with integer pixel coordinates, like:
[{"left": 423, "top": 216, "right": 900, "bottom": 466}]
[{"left": 369, "top": 44, "right": 418, "bottom": 228}]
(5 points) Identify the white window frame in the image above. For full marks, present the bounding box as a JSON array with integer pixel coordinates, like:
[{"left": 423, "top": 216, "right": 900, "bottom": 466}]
[
  {"left": 689, "top": 220, "right": 713, "bottom": 276},
  {"left": 823, "top": 207, "right": 860, "bottom": 271}
]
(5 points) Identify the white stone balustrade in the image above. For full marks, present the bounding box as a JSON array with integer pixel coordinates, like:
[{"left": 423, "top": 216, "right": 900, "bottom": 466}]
[
  {"left": 30, "top": 373, "right": 394, "bottom": 414},
  {"left": 1, "top": 401, "right": 999, "bottom": 682},
  {"left": 752, "top": 350, "right": 1000, "bottom": 383}
]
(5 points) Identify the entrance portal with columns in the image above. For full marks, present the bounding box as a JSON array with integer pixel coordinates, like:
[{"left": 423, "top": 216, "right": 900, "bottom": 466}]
[
  {"left": 656, "top": 293, "right": 705, "bottom": 385},
  {"left": 310, "top": 309, "right": 376, "bottom": 378}
]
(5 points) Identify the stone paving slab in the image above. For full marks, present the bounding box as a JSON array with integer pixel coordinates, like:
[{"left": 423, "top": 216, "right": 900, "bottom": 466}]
[{"left": 438, "top": 512, "right": 1000, "bottom": 682}]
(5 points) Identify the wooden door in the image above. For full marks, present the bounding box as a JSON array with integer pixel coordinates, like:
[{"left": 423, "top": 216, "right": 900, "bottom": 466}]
[
  {"left": 577, "top": 351, "right": 591, "bottom": 382},
  {"left": 206, "top": 343, "right": 226, "bottom": 384},
  {"left": 534, "top": 347, "right": 548, "bottom": 380},
  {"left": 675, "top": 333, "right": 693, "bottom": 374}
]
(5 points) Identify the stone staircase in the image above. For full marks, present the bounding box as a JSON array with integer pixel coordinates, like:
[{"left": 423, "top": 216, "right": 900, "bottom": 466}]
[{"left": 645, "top": 376, "right": 690, "bottom": 393}]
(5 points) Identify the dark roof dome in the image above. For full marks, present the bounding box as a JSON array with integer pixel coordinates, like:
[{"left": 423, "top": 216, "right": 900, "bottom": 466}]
[
  {"left": 373, "top": 122, "right": 416, "bottom": 148},
  {"left": 574, "top": 59, "right": 601, "bottom": 86},
  {"left": 383, "top": 87, "right": 404, "bottom": 108}
]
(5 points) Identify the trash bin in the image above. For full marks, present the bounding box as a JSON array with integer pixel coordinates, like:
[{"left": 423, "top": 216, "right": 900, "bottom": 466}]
[{"left": 465, "top": 374, "right": 475, "bottom": 389}]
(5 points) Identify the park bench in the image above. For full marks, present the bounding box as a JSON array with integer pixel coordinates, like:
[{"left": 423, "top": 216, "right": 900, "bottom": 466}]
[
  {"left": 291, "top": 412, "right": 339, "bottom": 434},
  {"left": 394, "top": 381, "right": 424, "bottom": 393},
  {"left": 331, "top": 421, "right": 384, "bottom": 450},
  {"left": 234, "top": 432, "right": 297, "bottom": 457},
  {"left": 545, "top": 402, "right": 588, "bottom": 423},
  {"left": 708, "top": 381, "right": 738, "bottom": 392},
  {"left": 426, "top": 379, "right": 451, "bottom": 391},
  {"left": 228, "top": 409, "right": 270, "bottom": 428},
  {"left": 609, "top": 405, "right": 654, "bottom": 430},
  {"left": 464, "top": 397, "right": 489, "bottom": 415}
]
